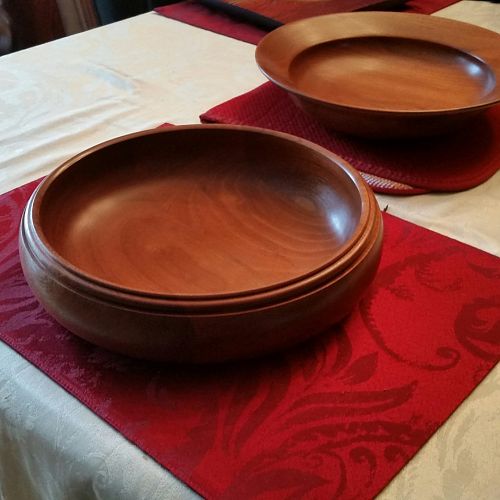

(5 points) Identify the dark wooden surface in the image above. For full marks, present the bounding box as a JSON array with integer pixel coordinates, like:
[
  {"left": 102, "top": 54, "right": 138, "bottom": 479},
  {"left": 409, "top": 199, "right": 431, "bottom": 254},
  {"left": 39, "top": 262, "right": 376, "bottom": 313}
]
[
  {"left": 4, "top": 0, "right": 65, "bottom": 51},
  {"left": 0, "top": 5, "right": 11, "bottom": 54}
]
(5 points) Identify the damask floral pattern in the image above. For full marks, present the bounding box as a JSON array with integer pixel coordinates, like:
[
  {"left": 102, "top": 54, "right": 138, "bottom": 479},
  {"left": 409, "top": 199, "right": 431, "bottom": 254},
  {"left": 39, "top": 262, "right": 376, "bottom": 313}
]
[{"left": 0, "top": 181, "right": 498, "bottom": 499}]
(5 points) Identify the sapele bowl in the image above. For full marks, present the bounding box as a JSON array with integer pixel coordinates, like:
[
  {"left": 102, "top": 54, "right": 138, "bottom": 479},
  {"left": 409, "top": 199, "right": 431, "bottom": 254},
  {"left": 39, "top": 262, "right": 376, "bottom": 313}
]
[
  {"left": 256, "top": 12, "right": 500, "bottom": 138},
  {"left": 19, "top": 125, "right": 383, "bottom": 362}
]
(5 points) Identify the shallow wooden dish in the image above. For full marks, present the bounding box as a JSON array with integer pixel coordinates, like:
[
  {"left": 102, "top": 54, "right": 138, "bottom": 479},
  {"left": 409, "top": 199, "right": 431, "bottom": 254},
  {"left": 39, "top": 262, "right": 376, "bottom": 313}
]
[
  {"left": 20, "top": 125, "right": 383, "bottom": 362},
  {"left": 256, "top": 12, "right": 500, "bottom": 138}
]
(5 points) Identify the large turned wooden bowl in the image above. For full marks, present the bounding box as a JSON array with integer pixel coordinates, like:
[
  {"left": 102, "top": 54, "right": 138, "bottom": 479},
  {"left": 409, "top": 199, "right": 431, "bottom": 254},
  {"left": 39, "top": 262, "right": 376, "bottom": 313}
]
[
  {"left": 256, "top": 12, "right": 500, "bottom": 138},
  {"left": 19, "top": 125, "right": 383, "bottom": 363}
]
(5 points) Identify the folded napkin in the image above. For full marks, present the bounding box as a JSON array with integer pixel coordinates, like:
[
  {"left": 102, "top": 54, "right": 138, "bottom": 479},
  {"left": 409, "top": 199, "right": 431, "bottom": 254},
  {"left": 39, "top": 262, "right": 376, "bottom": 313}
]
[
  {"left": 1, "top": 178, "right": 499, "bottom": 499},
  {"left": 200, "top": 83, "right": 500, "bottom": 194}
]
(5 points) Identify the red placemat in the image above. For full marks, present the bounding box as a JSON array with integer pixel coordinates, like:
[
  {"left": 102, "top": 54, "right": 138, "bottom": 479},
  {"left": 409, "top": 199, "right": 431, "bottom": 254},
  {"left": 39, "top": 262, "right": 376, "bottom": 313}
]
[
  {"left": 155, "top": 0, "right": 461, "bottom": 44},
  {"left": 200, "top": 83, "right": 500, "bottom": 194},
  {"left": 1, "top": 179, "right": 499, "bottom": 498},
  {"left": 157, "top": 0, "right": 265, "bottom": 44}
]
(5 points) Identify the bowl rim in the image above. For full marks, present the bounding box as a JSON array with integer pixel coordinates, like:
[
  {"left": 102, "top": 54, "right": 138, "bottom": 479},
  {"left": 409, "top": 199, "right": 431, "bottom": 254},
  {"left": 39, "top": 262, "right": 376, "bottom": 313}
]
[
  {"left": 22, "top": 124, "right": 380, "bottom": 310},
  {"left": 255, "top": 11, "right": 500, "bottom": 116}
]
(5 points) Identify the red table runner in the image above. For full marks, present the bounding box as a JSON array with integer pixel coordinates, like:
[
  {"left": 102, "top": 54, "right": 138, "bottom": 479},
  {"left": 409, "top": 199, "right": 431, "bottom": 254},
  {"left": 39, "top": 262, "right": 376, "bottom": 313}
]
[
  {"left": 155, "top": 0, "right": 462, "bottom": 45},
  {"left": 157, "top": 1, "right": 265, "bottom": 44},
  {"left": 200, "top": 83, "right": 500, "bottom": 194},
  {"left": 1, "top": 179, "right": 499, "bottom": 498}
]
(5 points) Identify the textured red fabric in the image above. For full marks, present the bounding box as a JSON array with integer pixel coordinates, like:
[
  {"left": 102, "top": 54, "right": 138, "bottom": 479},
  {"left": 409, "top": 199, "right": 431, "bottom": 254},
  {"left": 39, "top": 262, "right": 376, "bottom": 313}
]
[
  {"left": 155, "top": 1, "right": 265, "bottom": 44},
  {"left": 1, "top": 180, "right": 499, "bottom": 498},
  {"left": 405, "top": 0, "right": 459, "bottom": 14},
  {"left": 200, "top": 83, "right": 500, "bottom": 194}
]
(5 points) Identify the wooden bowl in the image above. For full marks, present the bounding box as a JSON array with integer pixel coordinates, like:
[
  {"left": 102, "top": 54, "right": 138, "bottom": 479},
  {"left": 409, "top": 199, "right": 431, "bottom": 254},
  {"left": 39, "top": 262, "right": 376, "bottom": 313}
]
[
  {"left": 256, "top": 12, "right": 500, "bottom": 138},
  {"left": 19, "top": 125, "right": 383, "bottom": 362}
]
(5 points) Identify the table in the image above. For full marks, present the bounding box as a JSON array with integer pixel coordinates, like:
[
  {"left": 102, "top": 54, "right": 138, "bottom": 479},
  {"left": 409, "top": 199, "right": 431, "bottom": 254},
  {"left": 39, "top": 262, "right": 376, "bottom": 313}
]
[{"left": 0, "top": 2, "right": 498, "bottom": 498}]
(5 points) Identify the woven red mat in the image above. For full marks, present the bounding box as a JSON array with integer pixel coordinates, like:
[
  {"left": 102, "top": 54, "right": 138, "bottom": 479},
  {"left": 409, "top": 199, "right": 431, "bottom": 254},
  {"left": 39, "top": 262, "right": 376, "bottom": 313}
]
[
  {"left": 1, "top": 179, "right": 499, "bottom": 498},
  {"left": 200, "top": 83, "right": 500, "bottom": 194}
]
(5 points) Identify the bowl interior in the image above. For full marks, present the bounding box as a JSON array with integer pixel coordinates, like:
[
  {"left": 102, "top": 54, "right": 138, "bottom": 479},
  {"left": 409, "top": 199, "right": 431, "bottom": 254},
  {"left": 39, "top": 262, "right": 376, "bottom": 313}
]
[
  {"left": 37, "top": 127, "right": 364, "bottom": 298},
  {"left": 288, "top": 37, "right": 495, "bottom": 112}
]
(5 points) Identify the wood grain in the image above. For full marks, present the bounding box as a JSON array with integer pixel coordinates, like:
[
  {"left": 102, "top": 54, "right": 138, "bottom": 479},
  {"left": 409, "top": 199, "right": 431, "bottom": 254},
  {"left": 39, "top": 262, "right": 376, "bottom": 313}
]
[
  {"left": 289, "top": 37, "right": 494, "bottom": 111},
  {"left": 39, "top": 126, "right": 363, "bottom": 296}
]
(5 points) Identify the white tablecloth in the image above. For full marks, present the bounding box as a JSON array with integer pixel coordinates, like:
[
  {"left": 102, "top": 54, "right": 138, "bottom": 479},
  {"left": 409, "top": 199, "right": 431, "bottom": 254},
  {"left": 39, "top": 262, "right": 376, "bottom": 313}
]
[{"left": 0, "top": 3, "right": 499, "bottom": 499}]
